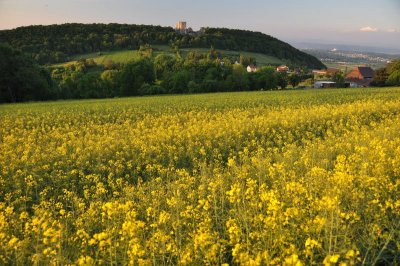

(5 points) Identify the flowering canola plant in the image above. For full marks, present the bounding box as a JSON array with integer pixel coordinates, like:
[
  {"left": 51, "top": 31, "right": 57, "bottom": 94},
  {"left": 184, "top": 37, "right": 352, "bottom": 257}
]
[{"left": 0, "top": 88, "right": 399, "bottom": 265}]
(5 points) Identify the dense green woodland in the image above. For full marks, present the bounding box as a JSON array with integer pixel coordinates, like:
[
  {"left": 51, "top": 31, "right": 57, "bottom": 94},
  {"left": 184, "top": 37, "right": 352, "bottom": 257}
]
[
  {"left": 0, "top": 23, "right": 324, "bottom": 69},
  {"left": 1, "top": 42, "right": 400, "bottom": 103},
  {"left": 1, "top": 24, "right": 400, "bottom": 103},
  {"left": 0, "top": 44, "right": 54, "bottom": 103},
  {"left": 371, "top": 62, "right": 400, "bottom": 87},
  {"left": 0, "top": 43, "right": 310, "bottom": 103}
]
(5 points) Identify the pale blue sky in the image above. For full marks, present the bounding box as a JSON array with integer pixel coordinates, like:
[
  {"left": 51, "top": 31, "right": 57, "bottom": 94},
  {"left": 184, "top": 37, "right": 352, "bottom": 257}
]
[{"left": 0, "top": 0, "right": 399, "bottom": 49}]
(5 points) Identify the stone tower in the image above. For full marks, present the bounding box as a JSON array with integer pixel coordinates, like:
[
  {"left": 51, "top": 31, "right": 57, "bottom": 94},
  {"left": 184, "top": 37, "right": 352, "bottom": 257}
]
[{"left": 175, "top": 21, "right": 187, "bottom": 31}]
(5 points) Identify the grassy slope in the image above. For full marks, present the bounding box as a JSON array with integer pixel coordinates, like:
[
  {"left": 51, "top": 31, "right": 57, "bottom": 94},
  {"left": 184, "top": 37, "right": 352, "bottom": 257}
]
[
  {"left": 53, "top": 45, "right": 284, "bottom": 67},
  {"left": 178, "top": 47, "right": 284, "bottom": 66}
]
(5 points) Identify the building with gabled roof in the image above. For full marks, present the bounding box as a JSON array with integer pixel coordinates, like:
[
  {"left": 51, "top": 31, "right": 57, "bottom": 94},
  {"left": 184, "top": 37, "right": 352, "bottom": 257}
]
[
  {"left": 345, "top": 66, "right": 375, "bottom": 87},
  {"left": 346, "top": 66, "right": 374, "bottom": 80}
]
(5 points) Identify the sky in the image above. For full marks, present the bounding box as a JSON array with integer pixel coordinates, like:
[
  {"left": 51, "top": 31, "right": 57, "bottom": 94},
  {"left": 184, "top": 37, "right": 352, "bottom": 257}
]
[{"left": 0, "top": 0, "right": 399, "bottom": 50}]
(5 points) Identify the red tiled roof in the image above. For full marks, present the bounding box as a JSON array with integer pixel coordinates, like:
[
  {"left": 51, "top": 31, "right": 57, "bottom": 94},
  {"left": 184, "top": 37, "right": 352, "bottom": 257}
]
[{"left": 277, "top": 65, "right": 289, "bottom": 72}]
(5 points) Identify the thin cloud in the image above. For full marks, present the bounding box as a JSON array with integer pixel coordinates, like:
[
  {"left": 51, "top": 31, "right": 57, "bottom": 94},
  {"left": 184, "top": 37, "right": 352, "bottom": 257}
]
[
  {"left": 387, "top": 28, "right": 398, "bottom": 33},
  {"left": 360, "top": 26, "right": 378, "bottom": 32}
]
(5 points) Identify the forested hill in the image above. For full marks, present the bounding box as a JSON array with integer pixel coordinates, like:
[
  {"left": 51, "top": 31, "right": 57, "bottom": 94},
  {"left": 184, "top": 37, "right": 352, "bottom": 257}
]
[
  {"left": 0, "top": 23, "right": 325, "bottom": 69},
  {"left": 196, "top": 28, "right": 325, "bottom": 69}
]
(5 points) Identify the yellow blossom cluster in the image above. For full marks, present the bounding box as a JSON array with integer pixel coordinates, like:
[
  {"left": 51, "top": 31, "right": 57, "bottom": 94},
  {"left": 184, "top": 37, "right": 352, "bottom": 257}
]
[{"left": 0, "top": 88, "right": 399, "bottom": 265}]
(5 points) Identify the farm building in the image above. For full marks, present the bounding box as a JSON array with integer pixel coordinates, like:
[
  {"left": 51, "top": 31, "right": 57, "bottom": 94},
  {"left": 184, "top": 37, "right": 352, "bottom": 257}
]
[
  {"left": 314, "top": 81, "right": 336, "bottom": 88},
  {"left": 345, "top": 66, "right": 375, "bottom": 87}
]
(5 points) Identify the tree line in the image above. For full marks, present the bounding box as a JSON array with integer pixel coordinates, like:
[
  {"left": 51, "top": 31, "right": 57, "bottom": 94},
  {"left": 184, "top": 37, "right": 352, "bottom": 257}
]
[
  {"left": 371, "top": 60, "right": 400, "bottom": 87},
  {"left": 0, "top": 44, "right": 54, "bottom": 103},
  {"left": 0, "top": 23, "right": 325, "bottom": 69},
  {"left": 0, "top": 44, "right": 310, "bottom": 103}
]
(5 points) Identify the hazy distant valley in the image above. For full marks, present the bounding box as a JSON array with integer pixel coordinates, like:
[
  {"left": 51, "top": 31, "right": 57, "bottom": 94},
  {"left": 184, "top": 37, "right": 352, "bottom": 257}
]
[{"left": 301, "top": 48, "right": 399, "bottom": 70}]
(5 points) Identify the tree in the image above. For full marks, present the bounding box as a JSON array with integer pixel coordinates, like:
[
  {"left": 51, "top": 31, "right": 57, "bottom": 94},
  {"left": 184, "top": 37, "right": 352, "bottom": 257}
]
[
  {"left": 138, "top": 44, "right": 153, "bottom": 58},
  {"left": 288, "top": 73, "right": 301, "bottom": 88},
  {"left": 239, "top": 54, "right": 256, "bottom": 67},
  {"left": 201, "top": 79, "right": 219, "bottom": 93},
  {"left": 205, "top": 67, "right": 220, "bottom": 80},
  {"left": 386, "top": 60, "right": 400, "bottom": 86},
  {"left": 119, "top": 59, "right": 155, "bottom": 96},
  {"left": 138, "top": 83, "right": 166, "bottom": 95},
  {"left": 248, "top": 67, "right": 277, "bottom": 90},
  {"left": 162, "top": 69, "right": 192, "bottom": 94},
  {"left": 371, "top": 68, "right": 389, "bottom": 87},
  {"left": 258, "top": 67, "right": 278, "bottom": 90},
  {"left": 75, "top": 72, "right": 105, "bottom": 99},
  {"left": 276, "top": 72, "right": 288, "bottom": 90},
  {"left": 100, "top": 70, "right": 120, "bottom": 96},
  {"left": 229, "top": 64, "right": 249, "bottom": 91},
  {"left": 154, "top": 54, "right": 177, "bottom": 80},
  {"left": 207, "top": 46, "right": 219, "bottom": 61},
  {"left": 103, "top": 59, "right": 119, "bottom": 70},
  {"left": 387, "top": 70, "right": 400, "bottom": 86},
  {"left": 332, "top": 73, "right": 345, "bottom": 88},
  {"left": 187, "top": 81, "right": 201, "bottom": 93},
  {"left": 0, "top": 43, "right": 54, "bottom": 103}
]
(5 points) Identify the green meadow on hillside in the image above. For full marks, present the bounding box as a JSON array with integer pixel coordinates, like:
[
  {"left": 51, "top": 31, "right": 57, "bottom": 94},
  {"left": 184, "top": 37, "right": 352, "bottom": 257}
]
[{"left": 54, "top": 45, "right": 285, "bottom": 67}]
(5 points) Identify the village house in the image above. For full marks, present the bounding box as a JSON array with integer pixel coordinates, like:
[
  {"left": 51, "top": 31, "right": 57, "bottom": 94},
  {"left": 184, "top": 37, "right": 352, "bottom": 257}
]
[
  {"left": 276, "top": 65, "right": 289, "bottom": 73},
  {"left": 247, "top": 65, "right": 258, "bottom": 73},
  {"left": 345, "top": 66, "right": 375, "bottom": 87}
]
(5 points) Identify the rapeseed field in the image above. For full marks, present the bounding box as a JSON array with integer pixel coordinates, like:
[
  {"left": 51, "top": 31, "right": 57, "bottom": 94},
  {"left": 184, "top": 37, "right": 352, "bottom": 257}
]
[{"left": 0, "top": 88, "right": 399, "bottom": 265}]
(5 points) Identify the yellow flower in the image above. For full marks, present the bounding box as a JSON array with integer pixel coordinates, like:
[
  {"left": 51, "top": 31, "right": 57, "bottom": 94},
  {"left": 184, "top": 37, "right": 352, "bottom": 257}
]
[
  {"left": 77, "top": 255, "right": 95, "bottom": 266},
  {"left": 323, "top": 254, "right": 340, "bottom": 266},
  {"left": 8, "top": 237, "right": 19, "bottom": 248},
  {"left": 284, "top": 254, "right": 303, "bottom": 266}
]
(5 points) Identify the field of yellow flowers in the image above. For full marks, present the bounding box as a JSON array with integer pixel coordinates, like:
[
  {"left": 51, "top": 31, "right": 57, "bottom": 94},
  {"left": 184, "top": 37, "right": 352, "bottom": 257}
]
[{"left": 0, "top": 88, "right": 399, "bottom": 265}]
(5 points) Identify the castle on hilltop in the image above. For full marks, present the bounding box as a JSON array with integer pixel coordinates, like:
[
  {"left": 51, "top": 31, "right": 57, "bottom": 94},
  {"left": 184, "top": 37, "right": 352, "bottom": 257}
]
[
  {"left": 175, "top": 21, "right": 187, "bottom": 31},
  {"left": 175, "top": 21, "right": 202, "bottom": 35}
]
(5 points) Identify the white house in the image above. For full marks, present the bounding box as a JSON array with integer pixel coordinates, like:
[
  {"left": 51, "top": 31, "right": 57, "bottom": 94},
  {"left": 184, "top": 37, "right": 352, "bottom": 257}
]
[{"left": 247, "top": 65, "right": 258, "bottom": 73}]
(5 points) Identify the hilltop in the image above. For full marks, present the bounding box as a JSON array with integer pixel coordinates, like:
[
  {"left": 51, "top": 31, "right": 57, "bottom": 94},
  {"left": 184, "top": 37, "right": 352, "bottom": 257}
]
[
  {"left": 0, "top": 23, "right": 325, "bottom": 69},
  {"left": 0, "top": 23, "right": 328, "bottom": 103}
]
